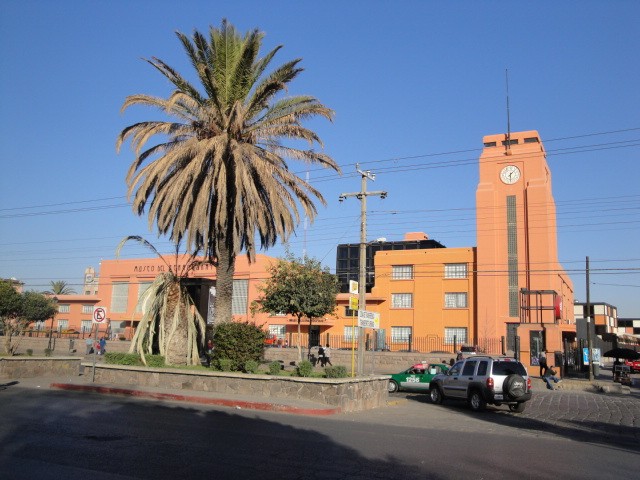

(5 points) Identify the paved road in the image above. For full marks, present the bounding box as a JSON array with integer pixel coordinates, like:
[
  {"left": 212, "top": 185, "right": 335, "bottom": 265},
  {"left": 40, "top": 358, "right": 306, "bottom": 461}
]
[{"left": 1, "top": 378, "right": 638, "bottom": 479}]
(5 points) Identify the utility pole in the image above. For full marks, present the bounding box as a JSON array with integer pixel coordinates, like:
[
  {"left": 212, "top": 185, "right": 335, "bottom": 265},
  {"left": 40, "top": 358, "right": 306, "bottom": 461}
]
[
  {"left": 585, "top": 256, "right": 594, "bottom": 381},
  {"left": 339, "top": 164, "right": 387, "bottom": 375}
]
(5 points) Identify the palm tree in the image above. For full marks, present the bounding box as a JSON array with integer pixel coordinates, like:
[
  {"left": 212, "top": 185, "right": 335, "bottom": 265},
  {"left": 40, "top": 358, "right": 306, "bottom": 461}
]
[
  {"left": 44, "top": 280, "right": 76, "bottom": 295},
  {"left": 117, "top": 236, "right": 206, "bottom": 366},
  {"left": 116, "top": 19, "right": 339, "bottom": 325}
]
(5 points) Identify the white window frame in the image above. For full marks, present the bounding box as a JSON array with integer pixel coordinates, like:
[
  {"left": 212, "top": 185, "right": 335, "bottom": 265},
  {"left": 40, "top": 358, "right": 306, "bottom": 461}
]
[
  {"left": 391, "top": 293, "right": 413, "bottom": 309},
  {"left": 391, "top": 326, "right": 412, "bottom": 343},
  {"left": 231, "top": 279, "right": 249, "bottom": 315},
  {"left": 81, "top": 320, "right": 93, "bottom": 333},
  {"left": 445, "top": 292, "right": 468, "bottom": 308},
  {"left": 136, "top": 282, "right": 153, "bottom": 313},
  {"left": 82, "top": 305, "right": 94, "bottom": 314},
  {"left": 392, "top": 265, "right": 414, "bottom": 280},
  {"left": 343, "top": 326, "right": 359, "bottom": 341},
  {"left": 57, "top": 319, "right": 69, "bottom": 330},
  {"left": 444, "top": 327, "right": 468, "bottom": 345},
  {"left": 445, "top": 263, "right": 468, "bottom": 279},
  {"left": 58, "top": 304, "right": 70, "bottom": 313},
  {"left": 268, "top": 324, "right": 286, "bottom": 339}
]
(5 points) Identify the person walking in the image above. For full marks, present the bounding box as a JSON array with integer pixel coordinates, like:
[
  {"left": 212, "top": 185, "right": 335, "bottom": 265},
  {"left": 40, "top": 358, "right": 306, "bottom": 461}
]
[
  {"left": 323, "top": 344, "right": 333, "bottom": 367},
  {"left": 99, "top": 337, "right": 107, "bottom": 355}
]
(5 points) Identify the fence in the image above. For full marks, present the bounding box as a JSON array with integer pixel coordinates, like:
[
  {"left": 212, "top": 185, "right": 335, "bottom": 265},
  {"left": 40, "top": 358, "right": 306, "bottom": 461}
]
[{"left": 269, "top": 332, "right": 506, "bottom": 355}]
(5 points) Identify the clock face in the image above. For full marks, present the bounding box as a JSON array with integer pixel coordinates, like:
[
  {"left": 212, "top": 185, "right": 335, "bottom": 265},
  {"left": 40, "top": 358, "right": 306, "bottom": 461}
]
[
  {"left": 500, "top": 165, "right": 521, "bottom": 184},
  {"left": 85, "top": 274, "right": 93, "bottom": 283}
]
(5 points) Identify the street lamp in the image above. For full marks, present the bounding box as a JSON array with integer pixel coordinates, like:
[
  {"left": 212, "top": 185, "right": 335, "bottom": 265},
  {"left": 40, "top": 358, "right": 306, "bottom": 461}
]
[{"left": 48, "top": 296, "right": 58, "bottom": 350}]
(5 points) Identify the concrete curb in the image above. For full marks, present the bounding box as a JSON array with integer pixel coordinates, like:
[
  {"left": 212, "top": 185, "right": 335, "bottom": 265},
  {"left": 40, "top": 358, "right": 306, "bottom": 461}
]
[{"left": 50, "top": 383, "right": 342, "bottom": 416}]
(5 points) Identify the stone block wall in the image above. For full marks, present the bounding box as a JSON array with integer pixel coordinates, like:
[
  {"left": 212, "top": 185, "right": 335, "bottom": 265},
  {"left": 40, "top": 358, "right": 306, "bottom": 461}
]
[
  {"left": 91, "top": 364, "right": 388, "bottom": 412},
  {"left": 0, "top": 357, "right": 82, "bottom": 378}
]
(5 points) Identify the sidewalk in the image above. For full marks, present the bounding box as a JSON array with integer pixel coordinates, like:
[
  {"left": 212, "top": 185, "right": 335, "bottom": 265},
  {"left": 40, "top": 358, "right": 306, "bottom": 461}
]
[{"left": 7, "top": 372, "right": 343, "bottom": 417}]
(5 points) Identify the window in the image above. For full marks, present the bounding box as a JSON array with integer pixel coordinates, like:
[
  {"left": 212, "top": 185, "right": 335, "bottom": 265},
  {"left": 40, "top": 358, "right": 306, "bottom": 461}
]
[
  {"left": 344, "top": 306, "right": 357, "bottom": 317},
  {"left": 111, "top": 282, "right": 130, "bottom": 313},
  {"left": 462, "top": 360, "right": 477, "bottom": 376},
  {"left": 392, "top": 265, "right": 413, "bottom": 280},
  {"left": 477, "top": 361, "right": 489, "bottom": 376},
  {"left": 232, "top": 279, "right": 249, "bottom": 315},
  {"left": 81, "top": 320, "right": 92, "bottom": 332},
  {"left": 82, "top": 305, "right": 94, "bottom": 314},
  {"left": 268, "top": 325, "right": 286, "bottom": 339},
  {"left": 483, "top": 141, "right": 497, "bottom": 147},
  {"left": 136, "top": 282, "right": 153, "bottom": 313},
  {"left": 57, "top": 319, "right": 68, "bottom": 330},
  {"left": 391, "top": 293, "right": 413, "bottom": 309},
  {"left": 391, "top": 326, "right": 412, "bottom": 343},
  {"left": 445, "top": 292, "right": 467, "bottom": 308},
  {"left": 444, "top": 327, "right": 468, "bottom": 344},
  {"left": 58, "top": 304, "right": 70, "bottom": 313},
  {"left": 445, "top": 263, "right": 467, "bottom": 279},
  {"left": 343, "top": 326, "right": 359, "bottom": 341}
]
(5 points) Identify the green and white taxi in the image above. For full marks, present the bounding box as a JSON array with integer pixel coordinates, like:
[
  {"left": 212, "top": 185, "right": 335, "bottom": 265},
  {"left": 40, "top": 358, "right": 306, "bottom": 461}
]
[{"left": 387, "top": 363, "right": 450, "bottom": 393}]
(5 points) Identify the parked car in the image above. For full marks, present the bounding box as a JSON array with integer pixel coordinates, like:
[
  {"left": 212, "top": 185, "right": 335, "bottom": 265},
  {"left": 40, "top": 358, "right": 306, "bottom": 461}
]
[
  {"left": 429, "top": 355, "right": 532, "bottom": 413},
  {"left": 387, "top": 363, "right": 449, "bottom": 393},
  {"left": 625, "top": 359, "right": 640, "bottom": 373}
]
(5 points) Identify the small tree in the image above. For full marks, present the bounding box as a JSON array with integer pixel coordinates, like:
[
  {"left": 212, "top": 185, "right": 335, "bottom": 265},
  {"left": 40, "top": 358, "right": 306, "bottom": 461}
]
[
  {"left": 0, "top": 281, "right": 58, "bottom": 355},
  {"left": 211, "top": 322, "right": 266, "bottom": 371},
  {"left": 254, "top": 254, "right": 338, "bottom": 362}
]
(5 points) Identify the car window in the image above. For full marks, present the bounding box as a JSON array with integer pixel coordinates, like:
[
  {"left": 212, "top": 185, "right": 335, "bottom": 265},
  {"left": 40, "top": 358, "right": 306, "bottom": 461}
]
[
  {"left": 449, "top": 361, "right": 464, "bottom": 375},
  {"left": 492, "top": 361, "right": 527, "bottom": 376},
  {"left": 462, "top": 360, "right": 477, "bottom": 376},
  {"left": 477, "top": 361, "right": 488, "bottom": 376}
]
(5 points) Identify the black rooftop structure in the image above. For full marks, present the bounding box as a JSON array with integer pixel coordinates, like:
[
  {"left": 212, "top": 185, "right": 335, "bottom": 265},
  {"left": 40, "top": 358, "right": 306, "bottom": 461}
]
[{"left": 335, "top": 238, "right": 446, "bottom": 294}]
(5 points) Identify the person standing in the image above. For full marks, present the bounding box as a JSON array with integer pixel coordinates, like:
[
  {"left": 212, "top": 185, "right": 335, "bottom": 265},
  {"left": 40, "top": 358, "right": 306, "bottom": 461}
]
[
  {"left": 323, "top": 344, "right": 333, "bottom": 367},
  {"left": 538, "top": 352, "right": 548, "bottom": 378},
  {"left": 99, "top": 337, "right": 107, "bottom": 355}
]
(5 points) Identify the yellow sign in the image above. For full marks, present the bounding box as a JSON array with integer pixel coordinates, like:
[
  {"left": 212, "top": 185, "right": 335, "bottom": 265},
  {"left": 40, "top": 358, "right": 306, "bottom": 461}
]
[{"left": 349, "top": 296, "right": 359, "bottom": 310}]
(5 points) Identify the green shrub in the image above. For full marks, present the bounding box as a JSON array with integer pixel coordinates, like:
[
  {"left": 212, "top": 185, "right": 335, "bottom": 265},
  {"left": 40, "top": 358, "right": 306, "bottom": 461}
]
[
  {"left": 103, "top": 352, "right": 165, "bottom": 367},
  {"left": 244, "top": 360, "right": 259, "bottom": 374},
  {"left": 26, "top": 349, "right": 33, "bottom": 356},
  {"left": 44, "top": 348, "right": 52, "bottom": 357},
  {"left": 296, "top": 360, "right": 313, "bottom": 377},
  {"left": 211, "top": 322, "right": 266, "bottom": 371},
  {"left": 268, "top": 361, "right": 282, "bottom": 375},
  {"left": 217, "top": 358, "right": 233, "bottom": 371},
  {"left": 325, "top": 365, "right": 348, "bottom": 378}
]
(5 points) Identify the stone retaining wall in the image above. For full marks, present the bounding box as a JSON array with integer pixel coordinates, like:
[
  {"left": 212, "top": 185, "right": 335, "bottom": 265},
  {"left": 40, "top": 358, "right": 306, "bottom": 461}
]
[
  {"left": 90, "top": 364, "right": 388, "bottom": 412},
  {"left": 0, "top": 357, "right": 82, "bottom": 378}
]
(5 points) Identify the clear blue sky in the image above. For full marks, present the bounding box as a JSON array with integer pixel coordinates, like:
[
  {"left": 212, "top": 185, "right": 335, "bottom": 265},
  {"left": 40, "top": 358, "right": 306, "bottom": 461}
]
[{"left": 1, "top": 1, "right": 639, "bottom": 316}]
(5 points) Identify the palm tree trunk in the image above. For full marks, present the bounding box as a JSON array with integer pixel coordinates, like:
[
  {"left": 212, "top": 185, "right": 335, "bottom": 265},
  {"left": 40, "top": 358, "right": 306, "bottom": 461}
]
[
  {"left": 164, "top": 282, "right": 188, "bottom": 365},
  {"left": 214, "top": 241, "right": 235, "bottom": 324}
]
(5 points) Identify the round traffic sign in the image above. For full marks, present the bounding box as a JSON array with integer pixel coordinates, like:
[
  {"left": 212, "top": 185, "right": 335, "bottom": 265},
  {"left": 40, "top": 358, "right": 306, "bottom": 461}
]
[{"left": 93, "top": 307, "right": 107, "bottom": 323}]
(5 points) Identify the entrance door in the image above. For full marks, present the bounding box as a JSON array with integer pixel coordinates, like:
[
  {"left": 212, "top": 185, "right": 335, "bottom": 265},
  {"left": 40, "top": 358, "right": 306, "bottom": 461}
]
[{"left": 309, "top": 326, "right": 320, "bottom": 348}]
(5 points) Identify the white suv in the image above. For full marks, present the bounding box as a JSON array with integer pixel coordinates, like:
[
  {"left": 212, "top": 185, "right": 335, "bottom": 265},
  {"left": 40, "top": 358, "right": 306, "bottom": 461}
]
[{"left": 428, "top": 355, "right": 532, "bottom": 413}]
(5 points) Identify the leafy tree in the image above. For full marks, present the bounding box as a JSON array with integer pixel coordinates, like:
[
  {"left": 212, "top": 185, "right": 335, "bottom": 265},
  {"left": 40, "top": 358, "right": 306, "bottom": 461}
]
[
  {"left": 117, "top": 236, "right": 206, "bottom": 366},
  {"left": 0, "top": 281, "right": 57, "bottom": 355},
  {"left": 44, "top": 280, "right": 76, "bottom": 295},
  {"left": 116, "top": 19, "right": 339, "bottom": 326},
  {"left": 254, "top": 254, "right": 338, "bottom": 361}
]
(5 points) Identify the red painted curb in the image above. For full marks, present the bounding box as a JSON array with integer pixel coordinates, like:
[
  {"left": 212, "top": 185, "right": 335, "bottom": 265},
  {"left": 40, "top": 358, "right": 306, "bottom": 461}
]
[{"left": 50, "top": 383, "right": 341, "bottom": 416}]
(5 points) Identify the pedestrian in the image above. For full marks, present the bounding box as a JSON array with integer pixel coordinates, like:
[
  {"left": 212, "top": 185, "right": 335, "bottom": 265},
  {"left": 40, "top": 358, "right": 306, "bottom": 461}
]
[
  {"left": 323, "top": 344, "right": 333, "bottom": 367},
  {"left": 317, "top": 345, "right": 325, "bottom": 367},
  {"left": 99, "top": 337, "right": 107, "bottom": 355},
  {"left": 205, "top": 339, "right": 214, "bottom": 367},
  {"left": 85, "top": 337, "right": 93, "bottom": 355},
  {"left": 538, "top": 352, "right": 548, "bottom": 378},
  {"left": 542, "top": 365, "right": 562, "bottom": 390}
]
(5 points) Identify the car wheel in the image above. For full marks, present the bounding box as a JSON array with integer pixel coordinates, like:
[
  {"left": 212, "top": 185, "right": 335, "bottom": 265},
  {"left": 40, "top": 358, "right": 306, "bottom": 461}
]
[
  {"left": 468, "top": 390, "right": 486, "bottom": 412},
  {"left": 509, "top": 402, "right": 526, "bottom": 413},
  {"left": 503, "top": 374, "right": 527, "bottom": 400},
  {"left": 429, "top": 386, "right": 443, "bottom": 404},
  {"left": 388, "top": 380, "right": 399, "bottom": 393}
]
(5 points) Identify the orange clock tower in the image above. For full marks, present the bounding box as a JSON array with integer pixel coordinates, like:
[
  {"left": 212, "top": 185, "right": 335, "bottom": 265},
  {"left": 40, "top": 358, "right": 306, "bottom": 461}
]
[{"left": 476, "top": 130, "right": 574, "bottom": 357}]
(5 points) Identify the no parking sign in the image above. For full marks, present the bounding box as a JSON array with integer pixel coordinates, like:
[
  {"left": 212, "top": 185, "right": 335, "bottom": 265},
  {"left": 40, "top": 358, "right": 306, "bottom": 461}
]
[{"left": 93, "top": 307, "right": 107, "bottom": 324}]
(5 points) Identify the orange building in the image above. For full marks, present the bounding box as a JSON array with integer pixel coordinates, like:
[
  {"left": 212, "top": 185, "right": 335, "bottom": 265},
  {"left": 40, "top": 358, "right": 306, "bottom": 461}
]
[{"left": 475, "top": 130, "right": 574, "bottom": 362}]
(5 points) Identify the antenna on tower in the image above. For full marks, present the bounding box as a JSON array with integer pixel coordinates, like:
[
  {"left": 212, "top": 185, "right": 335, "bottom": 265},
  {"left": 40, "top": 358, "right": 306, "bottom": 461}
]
[{"left": 505, "top": 69, "right": 512, "bottom": 155}]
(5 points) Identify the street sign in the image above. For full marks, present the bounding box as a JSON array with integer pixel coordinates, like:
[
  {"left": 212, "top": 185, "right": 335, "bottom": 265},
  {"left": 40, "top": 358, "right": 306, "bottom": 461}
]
[
  {"left": 93, "top": 307, "right": 107, "bottom": 323},
  {"left": 349, "top": 280, "right": 359, "bottom": 295},
  {"left": 349, "top": 295, "right": 359, "bottom": 310},
  {"left": 357, "top": 310, "right": 380, "bottom": 329}
]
